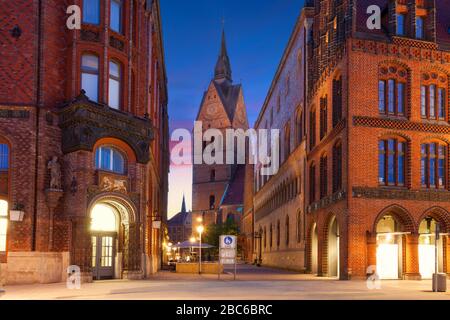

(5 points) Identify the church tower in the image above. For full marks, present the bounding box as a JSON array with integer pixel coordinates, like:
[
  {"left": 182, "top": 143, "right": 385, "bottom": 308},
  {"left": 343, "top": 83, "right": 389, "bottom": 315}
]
[{"left": 192, "top": 30, "right": 249, "bottom": 230}]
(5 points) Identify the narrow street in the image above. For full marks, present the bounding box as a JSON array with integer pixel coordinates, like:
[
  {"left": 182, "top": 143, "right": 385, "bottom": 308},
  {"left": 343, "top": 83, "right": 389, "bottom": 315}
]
[{"left": 1, "top": 264, "right": 449, "bottom": 300}]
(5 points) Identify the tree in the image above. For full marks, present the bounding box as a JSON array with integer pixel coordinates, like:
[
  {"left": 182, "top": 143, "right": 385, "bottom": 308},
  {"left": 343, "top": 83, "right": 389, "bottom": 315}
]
[{"left": 203, "top": 219, "right": 240, "bottom": 256}]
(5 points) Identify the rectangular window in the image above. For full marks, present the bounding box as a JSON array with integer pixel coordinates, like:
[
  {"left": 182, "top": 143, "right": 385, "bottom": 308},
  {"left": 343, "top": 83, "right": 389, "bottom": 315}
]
[
  {"left": 430, "top": 85, "right": 436, "bottom": 118},
  {"left": 398, "top": 142, "right": 405, "bottom": 185},
  {"left": 378, "top": 80, "right": 386, "bottom": 113},
  {"left": 0, "top": 144, "right": 8, "bottom": 170},
  {"left": 0, "top": 200, "right": 7, "bottom": 252},
  {"left": 110, "top": 0, "right": 123, "bottom": 33},
  {"left": 421, "top": 86, "right": 427, "bottom": 117},
  {"left": 421, "top": 144, "right": 427, "bottom": 186},
  {"left": 108, "top": 61, "right": 121, "bottom": 109},
  {"left": 397, "top": 82, "right": 404, "bottom": 114},
  {"left": 379, "top": 141, "right": 385, "bottom": 184},
  {"left": 81, "top": 55, "right": 99, "bottom": 102},
  {"left": 396, "top": 14, "right": 406, "bottom": 36},
  {"left": 388, "top": 79, "right": 395, "bottom": 113},
  {"left": 416, "top": 17, "right": 424, "bottom": 39},
  {"left": 387, "top": 139, "right": 395, "bottom": 184},
  {"left": 438, "top": 88, "right": 445, "bottom": 119},
  {"left": 83, "top": 0, "right": 100, "bottom": 24}
]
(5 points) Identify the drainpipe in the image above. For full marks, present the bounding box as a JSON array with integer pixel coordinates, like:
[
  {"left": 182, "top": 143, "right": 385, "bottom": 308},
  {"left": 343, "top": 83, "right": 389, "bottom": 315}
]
[{"left": 32, "top": 0, "right": 43, "bottom": 251}]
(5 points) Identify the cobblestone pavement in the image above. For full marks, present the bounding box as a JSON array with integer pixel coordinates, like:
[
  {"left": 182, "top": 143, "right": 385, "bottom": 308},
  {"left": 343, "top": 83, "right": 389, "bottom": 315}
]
[{"left": 0, "top": 264, "right": 449, "bottom": 300}]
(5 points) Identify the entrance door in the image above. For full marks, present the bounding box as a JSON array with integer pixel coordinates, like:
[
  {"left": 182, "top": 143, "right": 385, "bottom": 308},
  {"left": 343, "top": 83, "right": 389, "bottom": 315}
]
[{"left": 92, "top": 234, "right": 116, "bottom": 280}]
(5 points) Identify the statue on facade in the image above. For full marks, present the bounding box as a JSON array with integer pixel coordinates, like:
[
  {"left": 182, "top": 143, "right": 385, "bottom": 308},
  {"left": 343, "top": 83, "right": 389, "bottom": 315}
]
[{"left": 48, "top": 156, "right": 62, "bottom": 190}]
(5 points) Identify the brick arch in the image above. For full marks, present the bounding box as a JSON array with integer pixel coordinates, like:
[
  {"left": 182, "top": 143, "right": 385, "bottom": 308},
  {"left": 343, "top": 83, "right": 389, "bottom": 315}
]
[
  {"left": 372, "top": 204, "right": 416, "bottom": 234},
  {"left": 419, "top": 135, "right": 450, "bottom": 145},
  {"left": 418, "top": 206, "right": 450, "bottom": 233},
  {"left": 321, "top": 212, "right": 339, "bottom": 276},
  {"left": 378, "top": 131, "right": 412, "bottom": 142},
  {"left": 378, "top": 59, "right": 411, "bottom": 73}
]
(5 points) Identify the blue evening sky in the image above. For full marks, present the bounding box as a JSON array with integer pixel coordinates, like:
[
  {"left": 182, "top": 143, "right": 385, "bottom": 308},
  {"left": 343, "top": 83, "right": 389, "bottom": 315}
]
[{"left": 160, "top": 0, "right": 305, "bottom": 216}]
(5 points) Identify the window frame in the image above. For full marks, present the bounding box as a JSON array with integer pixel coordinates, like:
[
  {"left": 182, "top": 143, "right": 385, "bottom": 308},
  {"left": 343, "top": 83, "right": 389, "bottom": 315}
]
[
  {"left": 82, "top": 0, "right": 101, "bottom": 25},
  {"left": 108, "top": 60, "right": 122, "bottom": 110},
  {"left": 81, "top": 54, "right": 100, "bottom": 103},
  {"left": 378, "top": 78, "right": 406, "bottom": 117},
  {"left": 95, "top": 145, "right": 126, "bottom": 174},
  {"left": 378, "top": 138, "right": 407, "bottom": 187},
  {"left": 421, "top": 142, "right": 447, "bottom": 189},
  {"left": 110, "top": 0, "right": 123, "bottom": 34},
  {"left": 421, "top": 84, "right": 446, "bottom": 121}
]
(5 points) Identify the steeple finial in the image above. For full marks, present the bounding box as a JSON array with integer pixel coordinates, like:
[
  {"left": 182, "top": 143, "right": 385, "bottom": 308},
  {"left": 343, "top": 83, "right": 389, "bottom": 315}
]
[
  {"left": 214, "top": 29, "right": 232, "bottom": 82},
  {"left": 181, "top": 194, "right": 186, "bottom": 213}
]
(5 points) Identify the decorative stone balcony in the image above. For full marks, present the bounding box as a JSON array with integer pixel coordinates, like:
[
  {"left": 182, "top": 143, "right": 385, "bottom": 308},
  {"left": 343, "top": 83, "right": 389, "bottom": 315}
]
[{"left": 58, "top": 91, "right": 154, "bottom": 164}]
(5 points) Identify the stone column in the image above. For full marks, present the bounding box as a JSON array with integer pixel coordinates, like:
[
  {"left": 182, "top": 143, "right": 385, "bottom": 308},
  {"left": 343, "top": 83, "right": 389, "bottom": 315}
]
[
  {"left": 404, "top": 233, "right": 421, "bottom": 280},
  {"left": 45, "top": 189, "right": 63, "bottom": 251}
]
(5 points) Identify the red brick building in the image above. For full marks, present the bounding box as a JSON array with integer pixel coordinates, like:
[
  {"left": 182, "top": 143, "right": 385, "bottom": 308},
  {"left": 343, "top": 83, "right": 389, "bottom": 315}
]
[
  {"left": 305, "top": 0, "right": 450, "bottom": 280},
  {"left": 0, "top": 0, "right": 168, "bottom": 284}
]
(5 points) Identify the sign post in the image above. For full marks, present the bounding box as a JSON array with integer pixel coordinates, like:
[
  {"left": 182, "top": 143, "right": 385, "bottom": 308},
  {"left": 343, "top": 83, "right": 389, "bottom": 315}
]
[{"left": 219, "top": 235, "right": 237, "bottom": 280}]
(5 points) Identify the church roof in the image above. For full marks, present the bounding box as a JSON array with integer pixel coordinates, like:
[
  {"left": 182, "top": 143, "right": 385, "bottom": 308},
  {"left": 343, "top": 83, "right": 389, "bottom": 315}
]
[
  {"left": 214, "top": 30, "right": 232, "bottom": 81},
  {"left": 168, "top": 210, "right": 190, "bottom": 226},
  {"left": 212, "top": 80, "right": 242, "bottom": 121},
  {"left": 220, "top": 165, "right": 245, "bottom": 206}
]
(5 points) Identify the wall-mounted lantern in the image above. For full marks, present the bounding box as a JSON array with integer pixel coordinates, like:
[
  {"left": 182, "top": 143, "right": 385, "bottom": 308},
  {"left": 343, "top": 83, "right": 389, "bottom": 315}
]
[
  {"left": 152, "top": 211, "right": 161, "bottom": 229},
  {"left": 9, "top": 203, "right": 25, "bottom": 222}
]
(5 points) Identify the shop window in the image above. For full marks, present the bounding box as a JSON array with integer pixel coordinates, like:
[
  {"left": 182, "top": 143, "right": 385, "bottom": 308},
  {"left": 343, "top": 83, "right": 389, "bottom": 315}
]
[{"left": 0, "top": 200, "right": 8, "bottom": 252}]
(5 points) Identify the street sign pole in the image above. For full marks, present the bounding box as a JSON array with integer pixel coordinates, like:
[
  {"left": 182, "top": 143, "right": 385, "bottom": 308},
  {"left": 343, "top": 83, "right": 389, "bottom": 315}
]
[{"left": 219, "top": 235, "right": 237, "bottom": 281}]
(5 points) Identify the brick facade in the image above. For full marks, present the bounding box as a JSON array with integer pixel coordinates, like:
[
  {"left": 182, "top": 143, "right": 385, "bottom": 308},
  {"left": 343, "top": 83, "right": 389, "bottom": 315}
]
[{"left": 0, "top": 0, "right": 168, "bottom": 284}]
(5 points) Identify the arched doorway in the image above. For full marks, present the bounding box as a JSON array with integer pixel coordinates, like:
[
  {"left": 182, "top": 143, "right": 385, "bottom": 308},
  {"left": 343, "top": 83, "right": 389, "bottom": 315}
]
[
  {"left": 418, "top": 217, "right": 443, "bottom": 279},
  {"left": 376, "top": 215, "right": 402, "bottom": 279},
  {"left": 89, "top": 197, "right": 135, "bottom": 280},
  {"left": 311, "top": 223, "right": 318, "bottom": 274},
  {"left": 327, "top": 216, "right": 339, "bottom": 278}
]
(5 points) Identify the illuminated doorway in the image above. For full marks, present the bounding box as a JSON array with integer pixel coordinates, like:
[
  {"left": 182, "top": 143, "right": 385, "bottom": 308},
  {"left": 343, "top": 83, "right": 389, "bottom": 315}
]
[
  {"left": 91, "top": 203, "right": 119, "bottom": 280},
  {"left": 311, "top": 223, "right": 318, "bottom": 274},
  {"left": 328, "top": 216, "right": 339, "bottom": 278},
  {"left": 418, "top": 217, "right": 443, "bottom": 279},
  {"left": 376, "top": 215, "right": 402, "bottom": 279}
]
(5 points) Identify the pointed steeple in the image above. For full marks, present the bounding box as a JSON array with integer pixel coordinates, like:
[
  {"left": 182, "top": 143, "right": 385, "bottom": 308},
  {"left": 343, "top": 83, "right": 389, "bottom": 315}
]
[
  {"left": 214, "top": 29, "right": 232, "bottom": 82},
  {"left": 181, "top": 194, "right": 186, "bottom": 213}
]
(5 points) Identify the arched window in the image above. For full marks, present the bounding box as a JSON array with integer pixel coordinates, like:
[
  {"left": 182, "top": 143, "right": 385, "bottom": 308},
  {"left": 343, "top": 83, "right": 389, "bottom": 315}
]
[
  {"left": 91, "top": 203, "right": 118, "bottom": 232},
  {"left": 332, "top": 76, "right": 343, "bottom": 127},
  {"left": 108, "top": 60, "right": 122, "bottom": 109},
  {"left": 0, "top": 200, "right": 8, "bottom": 252},
  {"left": 309, "top": 162, "right": 316, "bottom": 204},
  {"left": 297, "top": 211, "right": 302, "bottom": 243},
  {"left": 332, "top": 142, "right": 342, "bottom": 193},
  {"left": 421, "top": 72, "right": 447, "bottom": 121},
  {"left": 320, "top": 96, "right": 328, "bottom": 139},
  {"left": 276, "top": 220, "right": 281, "bottom": 248},
  {"left": 378, "top": 138, "right": 406, "bottom": 186},
  {"left": 110, "top": 0, "right": 123, "bottom": 33},
  {"left": 285, "top": 215, "right": 290, "bottom": 246},
  {"left": 320, "top": 155, "right": 328, "bottom": 198},
  {"left": 421, "top": 142, "right": 447, "bottom": 189},
  {"left": 95, "top": 146, "right": 125, "bottom": 174},
  {"left": 309, "top": 108, "right": 316, "bottom": 150},
  {"left": 378, "top": 65, "right": 407, "bottom": 116},
  {"left": 81, "top": 54, "right": 99, "bottom": 102},
  {"left": 209, "top": 195, "right": 215, "bottom": 209},
  {"left": 83, "top": 0, "right": 100, "bottom": 25}
]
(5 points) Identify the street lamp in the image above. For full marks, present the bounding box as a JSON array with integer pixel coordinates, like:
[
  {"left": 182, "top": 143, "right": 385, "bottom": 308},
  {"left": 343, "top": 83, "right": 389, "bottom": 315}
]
[{"left": 197, "top": 225, "right": 204, "bottom": 274}]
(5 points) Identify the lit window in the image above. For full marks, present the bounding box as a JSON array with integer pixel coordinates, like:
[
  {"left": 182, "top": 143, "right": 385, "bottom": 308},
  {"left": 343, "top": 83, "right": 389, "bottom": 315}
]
[
  {"left": 379, "top": 139, "right": 406, "bottom": 186},
  {"left": 0, "top": 200, "right": 8, "bottom": 252},
  {"left": 421, "top": 143, "right": 446, "bottom": 189},
  {"left": 81, "top": 54, "right": 99, "bottom": 102},
  {"left": 110, "top": 0, "right": 123, "bottom": 33},
  {"left": 91, "top": 204, "right": 117, "bottom": 232},
  {"left": 95, "top": 146, "right": 125, "bottom": 174},
  {"left": 396, "top": 14, "right": 406, "bottom": 36},
  {"left": 83, "top": 0, "right": 100, "bottom": 25},
  {"left": 108, "top": 61, "right": 121, "bottom": 109},
  {"left": 416, "top": 17, "right": 424, "bottom": 39},
  {"left": 0, "top": 144, "right": 8, "bottom": 171}
]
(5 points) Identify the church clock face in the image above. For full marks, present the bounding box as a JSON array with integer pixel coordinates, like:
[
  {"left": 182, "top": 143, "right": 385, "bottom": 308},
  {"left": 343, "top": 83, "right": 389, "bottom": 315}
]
[{"left": 206, "top": 103, "right": 218, "bottom": 116}]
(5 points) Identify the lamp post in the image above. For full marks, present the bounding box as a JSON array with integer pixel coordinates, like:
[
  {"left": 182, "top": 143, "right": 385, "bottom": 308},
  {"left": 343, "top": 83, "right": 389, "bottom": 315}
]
[{"left": 197, "top": 225, "right": 204, "bottom": 274}]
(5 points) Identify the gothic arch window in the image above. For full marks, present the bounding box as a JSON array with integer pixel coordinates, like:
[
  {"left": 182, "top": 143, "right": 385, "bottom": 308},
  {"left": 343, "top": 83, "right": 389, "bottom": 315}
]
[
  {"left": 81, "top": 54, "right": 99, "bottom": 102},
  {"left": 421, "top": 140, "right": 447, "bottom": 189},
  {"left": 420, "top": 71, "right": 447, "bottom": 121},
  {"left": 332, "top": 75, "right": 343, "bottom": 127},
  {"left": 297, "top": 211, "right": 302, "bottom": 243},
  {"left": 309, "top": 162, "right": 316, "bottom": 204},
  {"left": 95, "top": 145, "right": 126, "bottom": 174},
  {"left": 320, "top": 154, "right": 328, "bottom": 198},
  {"left": 378, "top": 64, "right": 408, "bottom": 117},
  {"left": 332, "top": 142, "right": 343, "bottom": 193},
  {"left": 276, "top": 219, "right": 281, "bottom": 248},
  {"left": 320, "top": 95, "right": 328, "bottom": 140},
  {"left": 309, "top": 107, "right": 316, "bottom": 150},
  {"left": 378, "top": 136, "right": 407, "bottom": 187}
]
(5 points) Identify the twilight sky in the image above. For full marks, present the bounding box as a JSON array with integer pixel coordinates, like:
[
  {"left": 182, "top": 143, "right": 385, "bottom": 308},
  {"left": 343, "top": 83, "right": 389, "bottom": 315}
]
[{"left": 160, "top": 0, "right": 305, "bottom": 218}]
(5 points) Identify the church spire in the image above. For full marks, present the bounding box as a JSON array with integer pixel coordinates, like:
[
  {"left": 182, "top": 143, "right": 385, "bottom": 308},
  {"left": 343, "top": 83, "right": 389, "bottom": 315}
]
[
  {"left": 181, "top": 194, "right": 186, "bottom": 213},
  {"left": 214, "top": 29, "right": 232, "bottom": 82}
]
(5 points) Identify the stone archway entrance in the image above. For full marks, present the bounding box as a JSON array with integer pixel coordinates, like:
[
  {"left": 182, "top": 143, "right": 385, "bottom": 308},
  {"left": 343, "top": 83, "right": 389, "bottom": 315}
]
[
  {"left": 89, "top": 196, "right": 136, "bottom": 280},
  {"left": 327, "top": 216, "right": 339, "bottom": 278}
]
